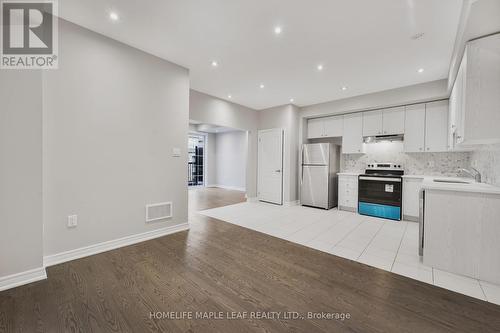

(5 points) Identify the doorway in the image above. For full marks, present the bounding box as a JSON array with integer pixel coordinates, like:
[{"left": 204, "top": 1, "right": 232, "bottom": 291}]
[
  {"left": 257, "top": 128, "right": 284, "bottom": 205},
  {"left": 188, "top": 134, "right": 206, "bottom": 187}
]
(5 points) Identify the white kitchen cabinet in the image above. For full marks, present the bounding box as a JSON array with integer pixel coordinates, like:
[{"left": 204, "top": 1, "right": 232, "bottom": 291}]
[
  {"left": 323, "top": 116, "right": 343, "bottom": 137},
  {"left": 382, "top": 107, "right": 405, "bottom": 135},
  {"left": 403, "top": 104, "right": 426, "bottom": 152},
  {"left": 424, "top": 189, "right": 500, "bottom": 285},
  {"left": 342, "top": 113, "right": 364, "bottom": 154},
  {"left": 402, "top": 177, "right": 423, "bottom": 221},
  {"left": 307, "top": 118, "right": 324, "bottom": 139},
  {"left": 362, "top": 110, "right": 383, "bottom": 136},
  {"left": 307, "top": 115, "right": 343, "bottom": 139},
  {"left": 338, "top": 174, "right": 358, "bottom": 212},
  {"left": 453, "top": 34, "right": 500, "bottom": 147},
  {"left": 425, "top": 100, "right": 449, "bottom": 152}
]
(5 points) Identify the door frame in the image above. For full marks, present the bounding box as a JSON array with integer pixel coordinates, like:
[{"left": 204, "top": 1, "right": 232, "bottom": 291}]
[
  {"left": 188, "top": 131, "right": 208, "bottom": 187},
  {"left": 257, "top": 128, "right": 284, "bottom": 205}
]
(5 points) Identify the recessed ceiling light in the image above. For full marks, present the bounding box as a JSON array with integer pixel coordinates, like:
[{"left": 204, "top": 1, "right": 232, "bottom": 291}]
[
  {"left": 259, "top": 83, "right": 265, "bottom": 89},
  {"left": 227, "top": 94, "right": 232, "bottom": 99},
  {"left": 341, "top": 86, "right": 348, "bottom": 91},
  {"left": 211, "top": 60, "right": 218, "bottom": 67},
  {"left": 274, "top": 26, "right": 282, "bottom": 35},
  {"left": 418, "top": 68, "right": 424, "bottom": 73},
  {"left": 109, "top": 12, "right": 119, "bottom": 21},
  {"left": 290, "top": 98, "right": 294, "bottom": 103},
  {"left": 317, "top": 64, "right": 324, "bottom": 71}
]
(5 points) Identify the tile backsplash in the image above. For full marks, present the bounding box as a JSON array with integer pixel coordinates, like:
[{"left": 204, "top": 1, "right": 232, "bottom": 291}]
[
  {"left": 470, "top": 144, "right": 500, "bottom": 186},
  {"left": 341, "top": 141, "right": 471, "bottom": 176}
]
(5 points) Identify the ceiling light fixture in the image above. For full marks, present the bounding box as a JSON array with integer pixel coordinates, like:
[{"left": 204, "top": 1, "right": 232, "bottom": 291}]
[
  {"left": 317, "top": 64, "right": 324, "bottom": 71},
  {"left": 274, "top": 26, "right": 282, "bottom": 35},
  {"left": 227, "top": 94, "right": 232, "bottom": 99},
  {"left": 109, "top": 12, "right": 119, "bottom": 21},
  {"left": 341, "top": 86, "right": 347, "bottom": 91},
  {"left": 259, "top": 83, "right": 265, "bottom": 89},
  {"left": 211, "top": 60, "right": 218, "bottom": 67},
  {"left": 290, "top": 98, "right": 294, "bottom": 103},
  {"left": 418, "top": 68, "right": 424, "bottom": 73}
]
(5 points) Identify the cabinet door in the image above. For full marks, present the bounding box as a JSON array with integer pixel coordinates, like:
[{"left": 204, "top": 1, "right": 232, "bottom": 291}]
[
  {"left": 403, "top": 178, "right": 423, "bottom": 219},
  {"left": 455, "top": 52, "right": 466, "bottom": 145},
  {"left": 404, "top": 104, "right": 425, "bottom": 152},
  {"left": 323, "top": 115, "right": 343, "bottom": 137},
  {"left": 362, "top": 110, "right": 383, "bottom": 136},
  {"left": 307, "top": 118, "right": 324, "bottom": 139},
  {"left": 383, "top": 107, "right": 405, "bottom": 135},
  {"left": 448, "top": 79, "right": 458, "bottom": 150},
  {"left": 425, "top": 100, "right": 449, "bottom": 152},
  {"left": 342, "top": 113, "right": 364, "bottom": 154}
]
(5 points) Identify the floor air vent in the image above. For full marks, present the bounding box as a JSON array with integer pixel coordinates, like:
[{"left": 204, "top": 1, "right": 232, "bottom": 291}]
[{"left": 146, "top": 202, "right": 173, "bottom": 222}]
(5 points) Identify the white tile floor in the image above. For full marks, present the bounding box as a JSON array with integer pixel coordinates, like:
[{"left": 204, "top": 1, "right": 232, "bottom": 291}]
[{"left": 199, "top": 201, "right": 500, "bottom": 306}]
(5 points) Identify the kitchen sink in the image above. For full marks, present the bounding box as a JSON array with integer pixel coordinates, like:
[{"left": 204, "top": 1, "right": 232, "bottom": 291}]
[{"left": 433, "top": 178, "right": 471, "bottom": 184}]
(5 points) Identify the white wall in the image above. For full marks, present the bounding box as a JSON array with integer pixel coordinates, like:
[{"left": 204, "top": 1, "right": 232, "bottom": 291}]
[
  {"left": 0, "top": 71, "right": 44, "bottom": 279},
  {"left": 214, "top": 131, "right": 247, "bottom": 191},
  {"left": 301, "top": 79, "right": 448, "bottom": 118},
  {"left": 189, "top": 90, "right": 258, "bottom": 197},
  {"left": 258, "top": 105, "right": 300, "bottom": 203},
  {"left": 205, "top": 133, "right": 217, "bottom": 186},
  {"left": 42, "top": 20, "right": 189, "bottom": 256}
]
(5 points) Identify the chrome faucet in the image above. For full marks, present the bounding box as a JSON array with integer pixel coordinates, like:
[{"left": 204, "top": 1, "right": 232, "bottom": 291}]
[{"left": 458, "top": 168, "right": 482, "bottom": 183}]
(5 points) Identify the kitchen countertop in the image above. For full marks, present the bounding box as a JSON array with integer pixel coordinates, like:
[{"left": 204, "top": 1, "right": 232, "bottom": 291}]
[
  {"left": 420, "top": 176, "right": 500, "bottom": 195},
  {"left": 337, "top": 172, "right": 361, "bottom": 176}
]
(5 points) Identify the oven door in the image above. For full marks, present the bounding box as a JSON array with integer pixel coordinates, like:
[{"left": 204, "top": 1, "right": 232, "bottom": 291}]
[{"left": 358, "top": 176, "right": 402, "bottom": 220}]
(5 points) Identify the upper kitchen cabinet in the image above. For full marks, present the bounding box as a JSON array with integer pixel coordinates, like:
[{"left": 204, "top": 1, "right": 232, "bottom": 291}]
[
  {"left": 306, "top": 115, "right": 343, "bottom": 139},
  {"left": 404, "top": 101, "right": 449, "bottom": 153},
  {"left": 362, "top": 110, "right": 383, "bottom": 136},
  {"left": 452, "top": 34, "right": 500, "bottom": 147},
  {"left": 342, "top": 113, "right": 364, "bottom": 154},
  {"left": 307, "top": 118, "right": 324, "bottom": 139},
  {"left": 323, "top": 116, "right": 343, "bottom": 137},
  {"left": 362, "top": 107, "right": 405, "bottom": 136},
  {"left": 425, "top": 100, "right": 449, "bottom": 152},
  {"left": 404, "top": 104, "right": 426, "bottom": 152},
  {"left": 382, "top": 107, "right": 405, "bottom": 135}
]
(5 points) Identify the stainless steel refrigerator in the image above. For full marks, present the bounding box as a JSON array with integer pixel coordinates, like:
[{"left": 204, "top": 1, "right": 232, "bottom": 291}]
[{"left": 300, "top": 143, "right": 340, "bottom": 209}]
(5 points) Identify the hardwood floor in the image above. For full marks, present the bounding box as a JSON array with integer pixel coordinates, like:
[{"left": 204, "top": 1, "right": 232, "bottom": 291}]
[{"left": 1, "top": 187, "right": 500, "bottom": 332}]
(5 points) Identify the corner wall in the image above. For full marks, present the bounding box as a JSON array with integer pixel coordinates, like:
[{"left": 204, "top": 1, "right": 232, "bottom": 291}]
[
  {"left": 42, "top": 20, "right": 190, "bottom": 257},
  {"left": 0, "top": 71, "right": 44, "bottom": 282}
]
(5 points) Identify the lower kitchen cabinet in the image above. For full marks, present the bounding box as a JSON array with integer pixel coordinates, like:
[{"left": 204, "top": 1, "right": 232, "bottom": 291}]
[
  {"left": 338, "top": 174, "right": 358, "bottom": 212},
  {"left": 402, "top": 177, "right": 424, "bottom": 221}
]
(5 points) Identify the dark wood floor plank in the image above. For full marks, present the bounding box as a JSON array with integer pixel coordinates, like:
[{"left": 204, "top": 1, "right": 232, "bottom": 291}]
[{"left": 1, "top": 187, "right": 500, "bottom": 332}]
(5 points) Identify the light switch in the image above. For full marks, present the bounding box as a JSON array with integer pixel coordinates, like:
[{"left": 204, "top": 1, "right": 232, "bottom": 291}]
[{"left": 172, "top": 148, "right": 181, "bottom": 157}]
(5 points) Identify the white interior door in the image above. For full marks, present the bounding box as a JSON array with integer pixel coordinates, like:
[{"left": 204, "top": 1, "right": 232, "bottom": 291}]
[{"left": 258, "top": 129, "right": 283, "bottom": 205}]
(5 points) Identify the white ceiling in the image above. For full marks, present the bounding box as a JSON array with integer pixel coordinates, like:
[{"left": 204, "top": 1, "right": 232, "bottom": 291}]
[{"left": 58, "top": 0, "right": 463, "bottom": 110}]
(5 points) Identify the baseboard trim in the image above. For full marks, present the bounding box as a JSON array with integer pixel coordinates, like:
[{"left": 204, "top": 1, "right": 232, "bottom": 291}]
[
  {"left": 44, "top": 223, "right": 190, "bottom": 267},
  {"left": 0, "top": 267, "right": 47, "bottom": 292},
  {"left": 284, "top": 200, "right": 299, "bottom": 207},
  {"left": 209, "top": 184, "right": 246, "bottom": 192},
  {"left": 339, "top": 205, "right": 357, "bottom": 213},
  {"left": 403, "top": 215, "right": 419, "bottom": 222}
]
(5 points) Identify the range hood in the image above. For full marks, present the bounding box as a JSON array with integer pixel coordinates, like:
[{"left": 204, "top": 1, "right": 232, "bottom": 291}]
[{"left": 363, "top": 134, "right": 404, "bottom": 143}]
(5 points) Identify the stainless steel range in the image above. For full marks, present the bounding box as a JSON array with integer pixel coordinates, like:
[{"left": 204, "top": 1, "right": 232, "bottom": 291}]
[{"left": 358, "top": 163, "right": 404, "bottom": 221}]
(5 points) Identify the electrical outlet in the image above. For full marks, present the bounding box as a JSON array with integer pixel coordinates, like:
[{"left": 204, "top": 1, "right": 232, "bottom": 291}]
[
  {"left": 67, "top": 215, "right": 78, "bottom": 228},
  {"left": 427, "top": 160, "right": 435, "bottom": 168}
]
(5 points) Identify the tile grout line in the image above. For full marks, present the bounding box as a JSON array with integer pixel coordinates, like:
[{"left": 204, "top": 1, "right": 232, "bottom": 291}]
[
  {"left": 354, "top": 219, "right": 386, "bottom": 261},
  {"left": 478, "top": 280, "right": 489, "bottom": 302},
  {"left": 330, "top": 218, "right": 368, "bottom": 251},
  {"left": 390, "top": 222, "right": 409, "bottom": 272}
]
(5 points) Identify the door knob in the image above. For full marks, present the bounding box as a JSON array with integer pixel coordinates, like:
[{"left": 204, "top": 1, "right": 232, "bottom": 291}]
[{"left": 275, "top": 170, "right": 281, "bottom": 173}]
